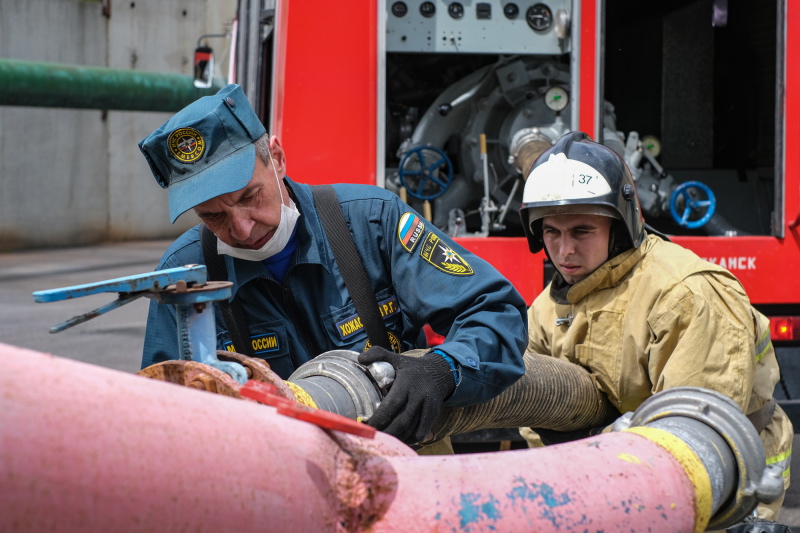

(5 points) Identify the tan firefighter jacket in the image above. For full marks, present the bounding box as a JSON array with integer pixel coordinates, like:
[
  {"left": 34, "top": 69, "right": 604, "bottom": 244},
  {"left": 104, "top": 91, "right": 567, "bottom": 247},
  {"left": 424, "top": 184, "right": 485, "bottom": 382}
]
[{"left": 527, "top": 234, "right": 792, "bottom": 487}]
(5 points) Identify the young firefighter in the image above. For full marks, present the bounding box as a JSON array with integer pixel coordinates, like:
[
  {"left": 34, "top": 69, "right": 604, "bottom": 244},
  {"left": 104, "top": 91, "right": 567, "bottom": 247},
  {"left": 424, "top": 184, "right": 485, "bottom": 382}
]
[{"left": 518, "top": 131, "right": 792, "bottom": 520}]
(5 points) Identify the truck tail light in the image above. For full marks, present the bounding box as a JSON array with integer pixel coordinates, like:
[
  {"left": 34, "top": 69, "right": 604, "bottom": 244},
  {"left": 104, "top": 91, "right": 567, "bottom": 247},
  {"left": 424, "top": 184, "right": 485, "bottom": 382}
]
[{"left": 769, "top": 316, "right": 800, "bottom": 342}]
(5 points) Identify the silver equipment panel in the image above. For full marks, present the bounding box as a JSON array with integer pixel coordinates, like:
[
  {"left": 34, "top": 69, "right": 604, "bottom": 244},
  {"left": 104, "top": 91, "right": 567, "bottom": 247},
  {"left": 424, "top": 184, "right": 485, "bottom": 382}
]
[{"left": 386, "top": 0, "right": 571, "bottom": 54}]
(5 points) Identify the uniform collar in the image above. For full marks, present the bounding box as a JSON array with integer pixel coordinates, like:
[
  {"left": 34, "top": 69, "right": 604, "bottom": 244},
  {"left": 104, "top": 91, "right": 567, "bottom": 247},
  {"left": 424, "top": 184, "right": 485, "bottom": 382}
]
[
  {"left": 550, "top": 233, "right": 658, "bottom": 304},
  {"left": 223, "top": 176, "right": 335, "bottom": 293}
]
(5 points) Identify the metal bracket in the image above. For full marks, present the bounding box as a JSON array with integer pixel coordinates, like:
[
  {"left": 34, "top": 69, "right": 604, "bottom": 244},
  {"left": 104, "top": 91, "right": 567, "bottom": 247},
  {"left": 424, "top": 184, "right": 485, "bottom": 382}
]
[{"left": 32, "top": 265, "right": 248, "bottom": 384}]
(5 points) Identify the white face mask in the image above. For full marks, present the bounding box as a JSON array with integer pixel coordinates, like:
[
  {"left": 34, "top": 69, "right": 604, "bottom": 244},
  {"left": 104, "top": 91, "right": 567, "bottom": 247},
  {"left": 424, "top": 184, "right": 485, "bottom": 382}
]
[{"left": 216, "top": 150, "right": 301, "bottom": 262}]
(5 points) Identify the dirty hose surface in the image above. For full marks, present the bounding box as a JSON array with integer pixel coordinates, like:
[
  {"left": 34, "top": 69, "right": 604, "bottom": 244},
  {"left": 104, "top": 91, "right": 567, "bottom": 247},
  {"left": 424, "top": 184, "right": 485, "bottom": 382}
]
[{"left": 424, "top": 351, "right": 611, "bottom": 444}]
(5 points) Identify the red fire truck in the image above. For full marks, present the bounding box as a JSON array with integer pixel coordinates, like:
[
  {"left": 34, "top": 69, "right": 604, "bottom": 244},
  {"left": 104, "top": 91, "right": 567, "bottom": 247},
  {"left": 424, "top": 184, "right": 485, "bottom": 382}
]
[{"left": 210, "top": 0, "right": 799, "bottom": 437}]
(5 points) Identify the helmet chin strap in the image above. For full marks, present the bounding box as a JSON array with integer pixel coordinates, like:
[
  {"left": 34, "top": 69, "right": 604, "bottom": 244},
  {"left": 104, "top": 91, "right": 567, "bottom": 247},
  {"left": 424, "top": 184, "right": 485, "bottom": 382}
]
[
  {"left": 608, "top": 227, "right": 617, "bottom": 258},
  {"left": 608, "top": 219, "right": 633, "bottom": 259}
]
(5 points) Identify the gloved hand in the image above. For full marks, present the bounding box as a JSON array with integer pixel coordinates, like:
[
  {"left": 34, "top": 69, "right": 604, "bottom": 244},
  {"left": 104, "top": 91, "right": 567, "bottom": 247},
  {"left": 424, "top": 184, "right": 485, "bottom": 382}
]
[{"left": 358, "top": 346, "right": 456, "bottom": 445}]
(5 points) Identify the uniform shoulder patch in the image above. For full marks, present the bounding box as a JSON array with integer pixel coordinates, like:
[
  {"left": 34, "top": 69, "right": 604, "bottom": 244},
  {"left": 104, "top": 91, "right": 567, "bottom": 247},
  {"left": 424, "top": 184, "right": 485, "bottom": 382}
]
[
  {"left": 397, "top": 212, "right": 425, "bottom": 253},
  {"left": 419, "top": 232, "right": 474, "bottom": 276},
  {"left": 168, "top": 127, "right": 205, "bottom": 163},
  {"left": 335, "top": 295, "right": 401, "bottom": 341}
]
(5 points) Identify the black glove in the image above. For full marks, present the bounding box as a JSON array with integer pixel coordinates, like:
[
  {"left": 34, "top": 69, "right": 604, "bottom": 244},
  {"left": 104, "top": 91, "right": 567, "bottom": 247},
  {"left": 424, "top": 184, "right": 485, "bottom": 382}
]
[{"left": 358, "top": 346, "right": 456, "bottom": 445}]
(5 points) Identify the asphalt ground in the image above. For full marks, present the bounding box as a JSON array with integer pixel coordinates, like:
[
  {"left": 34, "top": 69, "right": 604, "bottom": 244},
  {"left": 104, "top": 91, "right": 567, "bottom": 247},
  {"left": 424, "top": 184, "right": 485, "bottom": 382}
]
[{"left": 1, "top": 239, "right": 799, "bottom": 528}]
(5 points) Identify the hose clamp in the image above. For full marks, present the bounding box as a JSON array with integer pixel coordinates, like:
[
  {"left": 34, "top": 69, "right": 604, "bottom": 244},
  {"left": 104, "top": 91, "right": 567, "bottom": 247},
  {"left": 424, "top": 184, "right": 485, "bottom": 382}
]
[
  {"left": 508, "top": 128, "right": 553, "bottom": 174},
  {"left": 618, "top": 387, "right": 784, "bottom": 530},
  {"left": 287, "top": 350, "right": 394, "bottom": 423}
]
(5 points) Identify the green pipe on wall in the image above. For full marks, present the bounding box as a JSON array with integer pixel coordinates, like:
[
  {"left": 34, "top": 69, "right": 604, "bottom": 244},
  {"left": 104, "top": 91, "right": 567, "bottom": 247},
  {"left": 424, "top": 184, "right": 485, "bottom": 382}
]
[{"left": 0, "top": 58, "right": 225, "bottom": 112}]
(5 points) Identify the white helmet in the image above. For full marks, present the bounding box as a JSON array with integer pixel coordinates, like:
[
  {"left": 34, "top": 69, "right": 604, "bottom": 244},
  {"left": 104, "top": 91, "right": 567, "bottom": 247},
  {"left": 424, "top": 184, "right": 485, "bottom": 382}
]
[{"left": 519, "top": 131, "right": 646, "bottom": 254}]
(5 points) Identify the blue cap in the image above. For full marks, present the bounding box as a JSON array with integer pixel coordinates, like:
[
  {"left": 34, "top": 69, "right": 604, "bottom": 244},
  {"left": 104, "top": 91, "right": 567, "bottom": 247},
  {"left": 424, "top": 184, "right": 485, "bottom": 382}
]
[{"left": 139, "top": 84, "right": 267, "bottom": 223}]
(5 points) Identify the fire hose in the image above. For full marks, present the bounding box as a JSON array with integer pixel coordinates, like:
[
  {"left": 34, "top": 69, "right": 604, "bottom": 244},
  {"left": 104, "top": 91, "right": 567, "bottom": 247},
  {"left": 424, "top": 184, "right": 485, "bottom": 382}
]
[{"left": 283, "top": 348, "right": 612, "bottom": 445}]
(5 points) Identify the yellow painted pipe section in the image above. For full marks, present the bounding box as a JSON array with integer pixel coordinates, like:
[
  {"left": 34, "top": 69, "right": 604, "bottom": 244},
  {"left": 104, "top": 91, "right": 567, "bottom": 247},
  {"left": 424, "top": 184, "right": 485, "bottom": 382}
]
[
  {"left": 625, "top": 426, "right": 713, "bottom": 533},
  {"left": 284, "top": 381, "right": 317, "bottom": 408}
]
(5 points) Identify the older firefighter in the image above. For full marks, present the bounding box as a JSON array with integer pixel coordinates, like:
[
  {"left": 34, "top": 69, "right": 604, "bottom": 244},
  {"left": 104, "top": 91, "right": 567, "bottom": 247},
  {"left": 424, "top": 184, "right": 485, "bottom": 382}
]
[
  {"left": 518, "top": 131, "right": 792, "bottom": 520},
  {"left": 138, "top": 84, "right": 527, "bottom": 447}
]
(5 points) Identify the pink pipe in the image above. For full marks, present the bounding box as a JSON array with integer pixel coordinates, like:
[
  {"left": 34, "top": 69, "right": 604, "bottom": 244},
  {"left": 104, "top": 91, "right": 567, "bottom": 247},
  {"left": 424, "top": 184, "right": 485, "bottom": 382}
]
[{"left": 1, "top": 343, "right": 702, "bottom": 532}]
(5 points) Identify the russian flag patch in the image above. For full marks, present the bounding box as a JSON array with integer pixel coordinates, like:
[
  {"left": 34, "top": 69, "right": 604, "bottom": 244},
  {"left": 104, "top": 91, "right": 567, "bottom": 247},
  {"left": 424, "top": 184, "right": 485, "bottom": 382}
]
[{"left": 397, "top": 212, "right": 425, "bottom": 253}]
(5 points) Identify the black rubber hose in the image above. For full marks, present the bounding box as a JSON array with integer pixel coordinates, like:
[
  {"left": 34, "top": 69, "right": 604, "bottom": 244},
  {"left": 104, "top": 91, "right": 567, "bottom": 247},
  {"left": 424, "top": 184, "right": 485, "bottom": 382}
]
[
  {"left": 702, "top": 212, "right": 751, "bottom": 236},
  {"left": 422, "top": 352, "right": 613, "bottom": 445}
]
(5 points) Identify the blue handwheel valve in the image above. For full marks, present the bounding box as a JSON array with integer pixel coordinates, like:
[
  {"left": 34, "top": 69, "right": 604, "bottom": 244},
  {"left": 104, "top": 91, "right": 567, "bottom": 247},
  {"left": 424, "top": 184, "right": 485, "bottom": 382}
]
[
  {"left": 398, "top": 145, "right": 454, "bottom": 200},
  {"left": 669, "top": 181, "right": 717, "bottom": 229}
]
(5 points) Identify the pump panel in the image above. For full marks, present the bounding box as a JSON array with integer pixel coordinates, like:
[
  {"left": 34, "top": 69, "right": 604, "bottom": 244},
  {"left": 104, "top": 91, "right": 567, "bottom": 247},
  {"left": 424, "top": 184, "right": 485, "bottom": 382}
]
[{"left": 386, "top": 0, "right": 571, "bottom": 54}]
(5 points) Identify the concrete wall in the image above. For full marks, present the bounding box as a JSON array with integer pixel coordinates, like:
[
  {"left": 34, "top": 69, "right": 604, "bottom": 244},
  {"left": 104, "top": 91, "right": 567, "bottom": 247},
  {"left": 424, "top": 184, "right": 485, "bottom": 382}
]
[{"left": 0, "top": 0, "right": 238, "bottom": 251}]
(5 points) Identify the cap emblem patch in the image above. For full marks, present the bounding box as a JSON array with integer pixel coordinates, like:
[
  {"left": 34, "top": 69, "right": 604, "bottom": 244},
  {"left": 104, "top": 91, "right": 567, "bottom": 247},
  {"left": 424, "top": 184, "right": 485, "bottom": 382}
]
[
  {"left": 419, "top": 232, "right": 473, "bottom": 276},
  {"left": 168, "top": 127, "right": 205, "bottom": 163}
]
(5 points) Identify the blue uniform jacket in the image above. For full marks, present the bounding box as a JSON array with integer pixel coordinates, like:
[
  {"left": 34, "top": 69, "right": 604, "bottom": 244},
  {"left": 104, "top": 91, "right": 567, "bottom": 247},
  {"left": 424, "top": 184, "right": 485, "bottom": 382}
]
[{"left": 142, "top": 178, "right": 527, "bottom": 406}]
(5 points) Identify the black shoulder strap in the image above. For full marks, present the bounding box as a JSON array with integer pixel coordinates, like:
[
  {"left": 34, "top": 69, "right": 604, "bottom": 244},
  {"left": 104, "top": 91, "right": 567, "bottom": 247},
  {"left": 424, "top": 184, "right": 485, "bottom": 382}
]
[
  {"left": 311, "top": 185, "right": 392, "bottom": 351},
  {"left": 200, "top": 225, "right": 255, "bottom": 357}
]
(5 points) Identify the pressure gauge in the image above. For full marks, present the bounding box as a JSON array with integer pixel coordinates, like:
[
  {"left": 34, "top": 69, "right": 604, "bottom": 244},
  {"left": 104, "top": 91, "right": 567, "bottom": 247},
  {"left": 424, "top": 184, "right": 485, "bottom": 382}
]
[
  {"left": 448, "top": 2, "right": 464, "bottom": 19},
  {"left": 419, "top": 1, "right": 436, "bottom": 18},
  {"left": 503, "top": 3, "right": 519, "bottom": 19},
  {"left": 641, "top": 135, "right": 662, "bottom": 158},
  {"left": 544, "top": 86, "right": 569, "bottom": 112},
  {"left": 391, "top": 1, "right": 408, "bottom": 17},
  {"left": 526, "top": 3, "right": 553, "bottom": 31}
]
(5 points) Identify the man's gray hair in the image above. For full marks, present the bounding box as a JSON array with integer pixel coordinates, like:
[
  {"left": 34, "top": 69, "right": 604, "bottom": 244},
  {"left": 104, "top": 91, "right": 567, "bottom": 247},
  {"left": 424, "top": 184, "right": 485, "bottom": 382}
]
[{"left": 254, "top": 133, "right": 271, "bottom": 165}]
